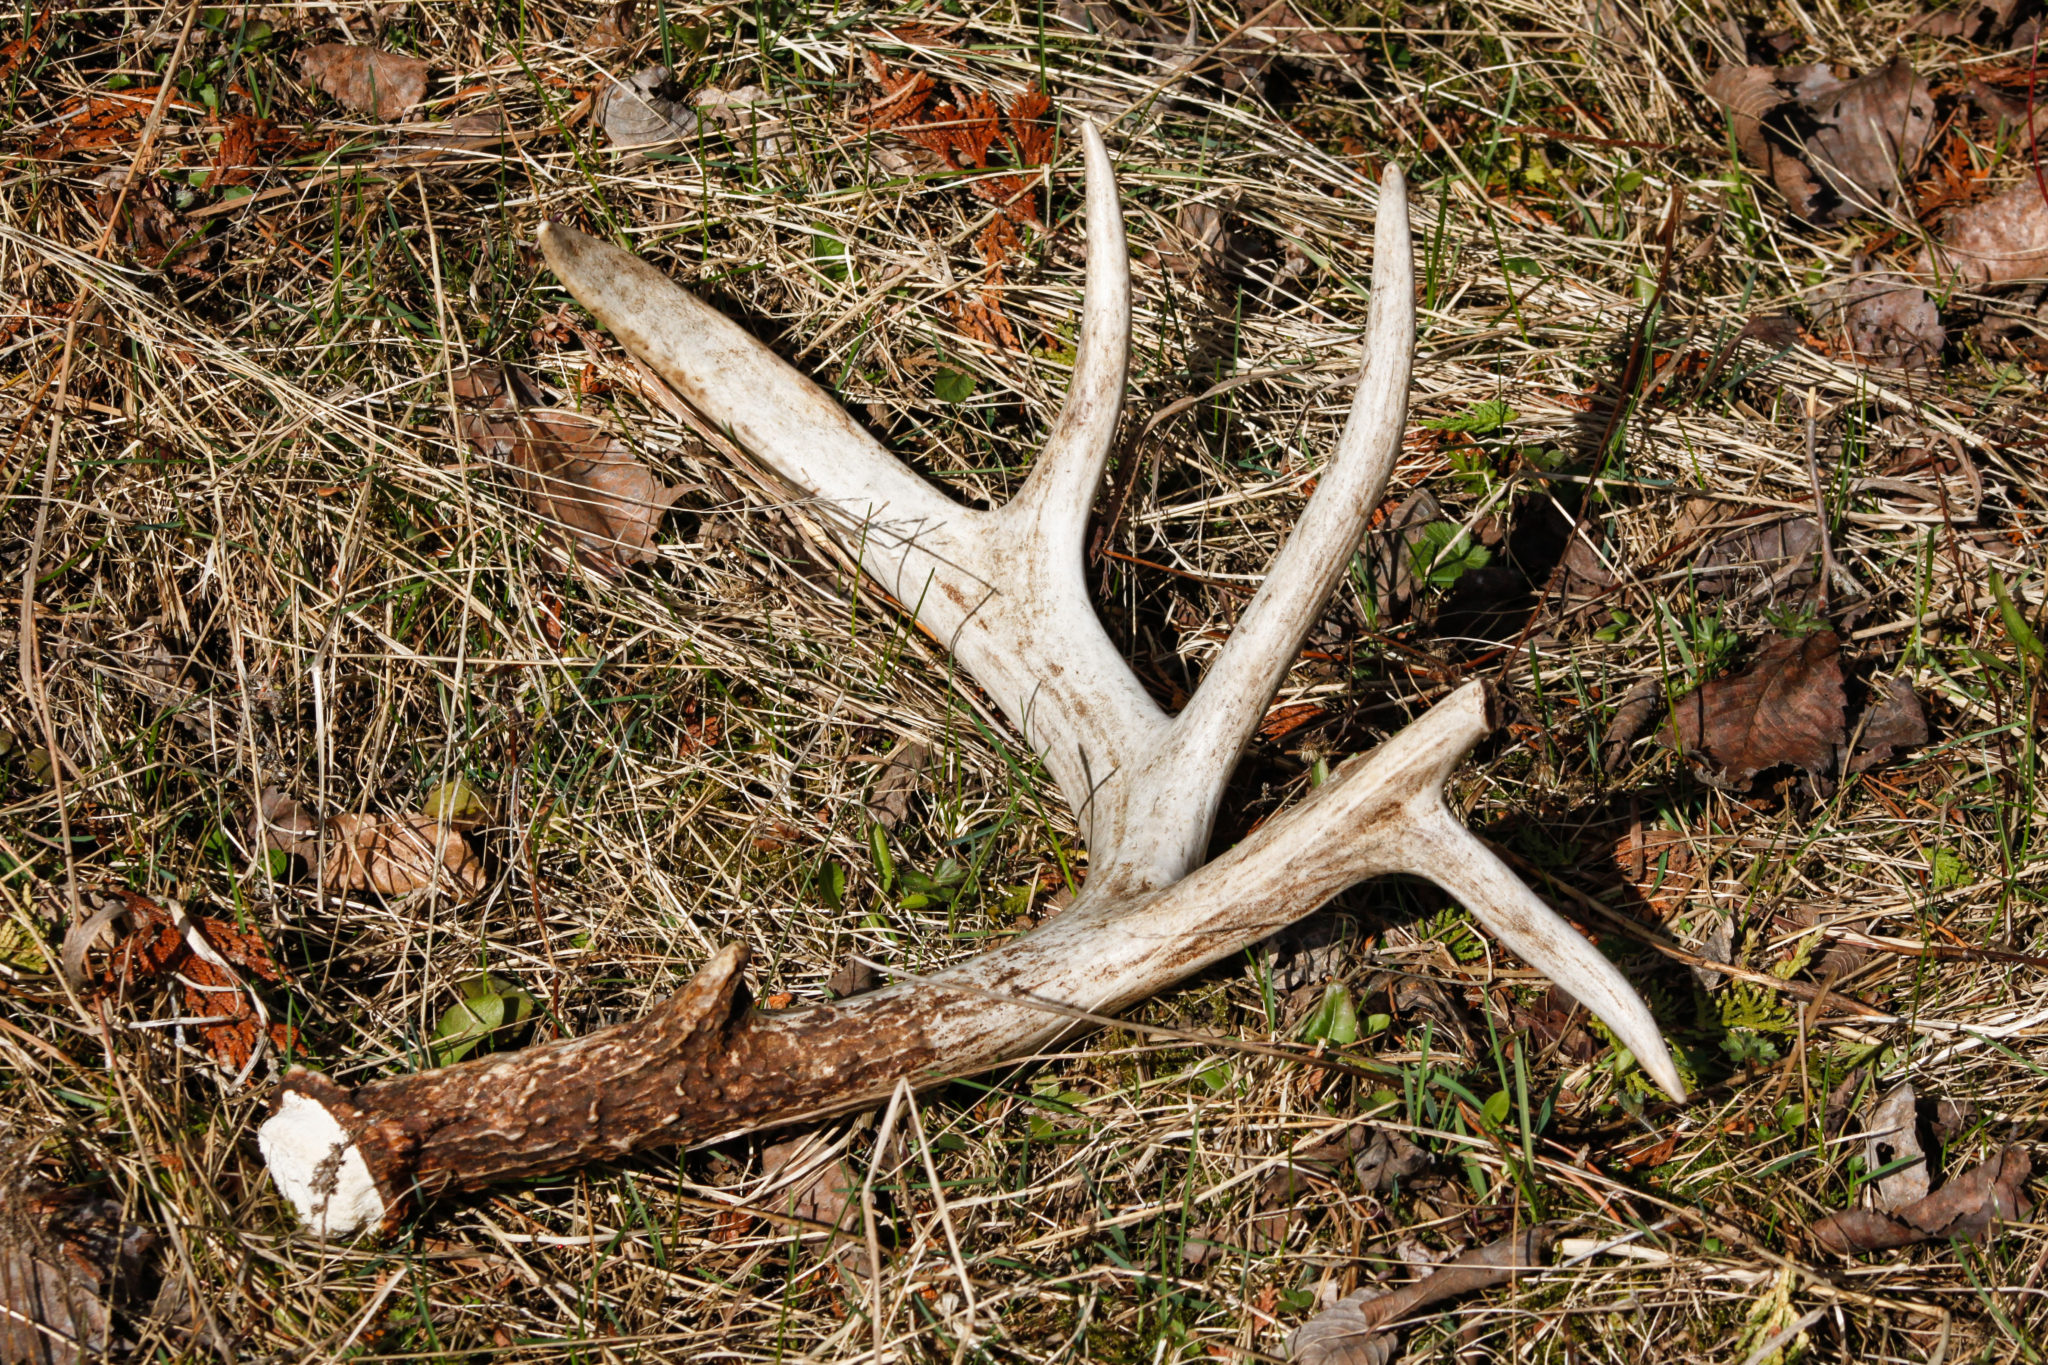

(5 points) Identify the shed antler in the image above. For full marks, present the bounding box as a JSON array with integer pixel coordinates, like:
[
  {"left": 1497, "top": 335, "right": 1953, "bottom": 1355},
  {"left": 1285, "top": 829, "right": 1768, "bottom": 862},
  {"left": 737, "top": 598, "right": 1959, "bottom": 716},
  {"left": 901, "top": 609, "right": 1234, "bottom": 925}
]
[{"left": 260, "top": 124, "right": 1683, "bottom": 1238}]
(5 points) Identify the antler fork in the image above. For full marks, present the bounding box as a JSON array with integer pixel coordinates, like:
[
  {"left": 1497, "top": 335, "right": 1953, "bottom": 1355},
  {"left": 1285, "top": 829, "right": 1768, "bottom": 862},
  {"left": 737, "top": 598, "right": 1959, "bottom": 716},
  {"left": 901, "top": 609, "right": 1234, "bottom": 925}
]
[{"left": 259, "top": 122, "right": 1682, "bottom": 1238}]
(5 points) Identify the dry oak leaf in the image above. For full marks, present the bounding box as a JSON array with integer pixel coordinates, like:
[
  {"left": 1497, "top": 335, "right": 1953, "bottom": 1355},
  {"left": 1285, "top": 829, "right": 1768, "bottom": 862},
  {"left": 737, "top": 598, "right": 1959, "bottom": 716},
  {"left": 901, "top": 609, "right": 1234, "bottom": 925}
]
[
  {"left": 696, "top": 84, "right": 793, "bottom": 157},
  {"left": 1817, "top": 261, "right": 1945, "bottom": 372},
  {"left": 1693, "top": 514, "right": 1820, "bottom": 597},
  {"left": 1599, "top": 678, "right": 1662, "bottom": 771},
  {"left": 1707, "top": 58, "right": 1934, "bottom": 222},
  {"left": 584, "top": 0, "right": 639, "bottom": 50},
  {"left": 1664, "top": 631, "right": 1846, "bottom": 787},
  {"left": 1, "top": 1161, "right": 158, "bottom": 1365},
  {"left": 1923, "top": 0, "right": 2032, "bottom": 44},
  {"left": 1920, "top": 178, "right": 2048, "bottom": 284},
  {"left": 1848, "top": 676, "right": 1929, "bottom": 774},
  {"left": 597, "top": 66, "right": 700, "bottom": 150},
  {"left": 299, "top": 44, "right": 428, "bottom": 121},
  {"left": 759, "top": 1138, "right": 861, "bottom": 1229},
  {"left": 384, "top": 111, "right": 510, "bottom": 161},
  {"left": 1864, "top": 1083, "right": 1931, "bottom": 1212},
  {"left": 254, "top": 788, "right": 484, "bottom": 897},
  {"left": 1218, "top": 0, "right": 1371, "bottom": 92},
  {"left": 1612, "top": 824, "right": 1703, "bottom": 918},
  {"left": 862, "top": 738, "right": 931, "bottom": 829},
  {"left": 1288, "top": 1228, "right": 1553, "bottom": 1365},
  {"left": 1813, "top": 1146, "right": 2032, "bottom": 1255},
  {"left": 454, "top": 362, "right": 686, "bottom": 567}
]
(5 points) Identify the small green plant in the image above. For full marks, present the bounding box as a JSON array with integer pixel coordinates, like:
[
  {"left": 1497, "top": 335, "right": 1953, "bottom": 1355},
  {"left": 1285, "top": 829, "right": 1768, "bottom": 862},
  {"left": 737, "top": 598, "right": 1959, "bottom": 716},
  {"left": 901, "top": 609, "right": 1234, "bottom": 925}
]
[
  {"left": 422, "top": 776, "right": 489, "bottom": 823},
  {"left": 1689, "top": 613, "right": 1741, "bottom": 677},
  {"left": 867, "top": 825, "right": 896, "bottom": 893},
  {"left": 0, "top": 911, "right": 47, "bottom": 971},
  {"left": 933, "top": 367, "right": 976, "bottom": 404},
  {"left": 1407, "top": 522, "right": 1490, "bottom": 593},
  {"left": 1422, "top": 398, "right": 1516, "bottom": 435},
  {"left": 1027, "top": 1078, "right": 1090, "bottom": 1141},
  {"left": 1930, "top": 846, "right": 1976, "bottom": 891},
  {"left": 1989, "top": 568, "right": 2045, "bottom": 670},
  {"left": 1445, "top": 443, "right": 1496, "bottom": 494},
  {"left": 815, "top": 859, "right": 848, "bottom": 910},
  {"left": 899, "top": 856, "right": 969, "bottom": 909},
  {"left": 1298, "top": 981, "right": 1361, "bottom": 1046},
  {"left": 1722, "top": 1029, "right": 1780, "bottom": 1068},
  {"left": 811, "top": 227, "right": 852, "bottom": 282},
  {"left": 1593, "top": 608, "right": 1632, "bottom": 642},
  {"left": 431, "top": 974, "right": 538, "bottom": 1067},
  {"left": 1762, "top": 604, "right": 1830, "bottom": 637},
  {"left": 1421, "top": 905, "right": 1487, "bottom": 962}
]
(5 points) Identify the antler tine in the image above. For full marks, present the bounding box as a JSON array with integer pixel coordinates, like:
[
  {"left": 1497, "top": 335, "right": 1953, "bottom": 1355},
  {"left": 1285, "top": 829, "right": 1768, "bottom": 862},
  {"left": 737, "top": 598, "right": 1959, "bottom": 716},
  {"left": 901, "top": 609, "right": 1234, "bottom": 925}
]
[
  {"left": 535, "top": 219, "right": 965, "bottom": 589},
  {"left": 539, "top": 150, "right": 1167, "bottom": 859},
  {"left": 1111, "top": 164, "right": 1416, "bottom": 886},
  {"left": 1396, "top": 811, "right": 1688, "bottom": 1100},
  {"left": 998, "top": 120, "right": 1130, "bottom": 555}
]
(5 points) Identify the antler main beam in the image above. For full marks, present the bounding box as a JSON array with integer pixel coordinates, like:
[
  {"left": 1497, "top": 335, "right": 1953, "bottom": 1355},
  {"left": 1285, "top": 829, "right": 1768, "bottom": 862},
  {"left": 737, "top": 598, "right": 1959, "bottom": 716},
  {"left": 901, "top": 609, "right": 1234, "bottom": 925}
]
[{"left": 260, "top": 123, "right": 1682, "bottom": 1239}]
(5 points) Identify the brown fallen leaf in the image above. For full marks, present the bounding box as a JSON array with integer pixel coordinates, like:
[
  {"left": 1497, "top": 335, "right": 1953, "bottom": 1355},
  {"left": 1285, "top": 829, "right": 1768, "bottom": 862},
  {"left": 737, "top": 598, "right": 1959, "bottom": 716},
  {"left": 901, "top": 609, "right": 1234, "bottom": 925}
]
[
  {"left": 1288, "top": 1228, "right": 1553, "bottom": 1365},
  {"left": 1146, "top": 201, "right": 1238, "bottom": 281},
  {"left": 1816, "top": 262, "right": 1944, "bottom": 371},
  {"left": 1923, "top": 0, "right": 2031, "bottom": 44},
  {"left": 1193, "top": 1127, "right": 1432, "bottom": 1262},
  {"left": 1558, "top": 533, "right": 1619, "bottom": 593},
  {"left": 254, "top": 788, "right": 484, "bottom": 897},
  {"left": 597, "top": 66, "right": 700, "bottom": 150},
  {"left": 90, "top": 170, "right": 185, "bottom": 268},
  {"left": 1361, "top": 488, "right": 1445, "bottom": 620},
  {"left": 299, "top": 44, "right": 429, "bottom": 121},
  {"left": 863, "top": 739, "right": 931, "bottom": 829},
  {"left": 1864, "top": 1083, "right": 1931, "bottom": 1211},
  {"left": 1665, "top": 632, "right": 1846, "bottom": 788},
  {"left": 1, "top": 1157, "right": 158, "bottom": 1365},
  {"left": 1848, "top": 676, "right": 1928, "bottom": 774},
  {"left": 1693, "top": 515, "right": 1819, "bottom": 597},
  {"left": 1512, "top": 983, "right": 1598, "bottom": 1064},
  {"left": 63, "top": 890, "right": 295, "bottom": 1072},
  {"left": 455, "top": 363, "right": 686, "bottom": 568},
  {"left": 1219, "top": 0, "right": 1371, "bottom": 92},
  {"left": 696, "top": 84, "right": 794, "bottom": 158},
  {"left": 1584, "top": 0, "right": 1645, "bottom": 54},
  {"left": 825, "top": 954, "right": 880, "bottom": 999},
  {"left": 384, "top": 111, "right": 509, "bottom": 161},
  {"left": 1612, "top": 824, "right": 1703, "bottom": 918},
  {"left": 759, "top": 1138, "right": 861, "bottom": 1230},
  {"left": 1599, "top": 678, "right": 1662, "bottom": 771},
  {"left": 1707, "top": 58, "right": 1935, "bottom": 222},
  {"left": 1812, "top": 1145, "right": 2032, "bottom": 1255},
  {"left": 1920, "top": 178, "right": 2048, "bottom": 284},
  {"left": 584, "top": 0, "right": 638, "bottom": 50}
]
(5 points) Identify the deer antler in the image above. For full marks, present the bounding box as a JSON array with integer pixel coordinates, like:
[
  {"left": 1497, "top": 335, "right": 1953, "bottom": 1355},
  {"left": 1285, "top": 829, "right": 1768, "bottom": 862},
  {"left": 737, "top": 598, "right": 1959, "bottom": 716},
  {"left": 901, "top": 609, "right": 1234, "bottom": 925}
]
[{"left": 259, "top": 123, "right": 1683, "bottom": 1239}]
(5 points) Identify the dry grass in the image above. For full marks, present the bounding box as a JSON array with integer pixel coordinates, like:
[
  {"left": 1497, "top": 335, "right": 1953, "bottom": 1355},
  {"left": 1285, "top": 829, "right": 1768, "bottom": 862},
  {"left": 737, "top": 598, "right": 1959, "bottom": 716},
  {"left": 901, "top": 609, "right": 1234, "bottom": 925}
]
[{"left": 0, "top": 0, "right": 2044, "bottom": 1359}]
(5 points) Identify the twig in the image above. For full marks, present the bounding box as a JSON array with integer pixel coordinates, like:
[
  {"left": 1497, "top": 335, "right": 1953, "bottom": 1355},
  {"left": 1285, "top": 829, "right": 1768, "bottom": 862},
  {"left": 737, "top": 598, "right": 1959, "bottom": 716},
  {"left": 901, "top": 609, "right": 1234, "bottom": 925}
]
[{"left": 1803, "top": 387, "right": 1837, "bottom": 613}]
